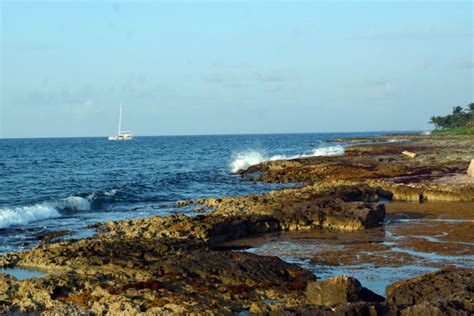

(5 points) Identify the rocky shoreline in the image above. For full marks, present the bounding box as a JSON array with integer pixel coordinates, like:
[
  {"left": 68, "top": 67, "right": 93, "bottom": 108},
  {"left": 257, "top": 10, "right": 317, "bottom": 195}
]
[{"left": 1, "top": 134, "right": 473, "bottom": 314}]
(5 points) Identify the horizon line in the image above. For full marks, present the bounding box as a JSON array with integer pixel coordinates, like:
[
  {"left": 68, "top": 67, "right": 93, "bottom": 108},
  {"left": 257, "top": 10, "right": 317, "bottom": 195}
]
[{"left": 0, "top": 129, "right": 424, "bottom": 140}]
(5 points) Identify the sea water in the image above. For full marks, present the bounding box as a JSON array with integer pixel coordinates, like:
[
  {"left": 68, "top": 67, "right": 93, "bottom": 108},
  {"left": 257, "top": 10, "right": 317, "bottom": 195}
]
[{"left": 0, "top": 132, "right": 400, "bottom": 254}]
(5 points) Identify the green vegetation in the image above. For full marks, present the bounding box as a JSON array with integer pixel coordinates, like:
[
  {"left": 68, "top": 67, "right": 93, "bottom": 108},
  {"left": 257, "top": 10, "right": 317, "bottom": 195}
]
[
  {"left": 429, "top": 103, "right": 474, "bottom": 135},
  {"left": 431, "top": 126, "right": 473, "bottom": 135}
]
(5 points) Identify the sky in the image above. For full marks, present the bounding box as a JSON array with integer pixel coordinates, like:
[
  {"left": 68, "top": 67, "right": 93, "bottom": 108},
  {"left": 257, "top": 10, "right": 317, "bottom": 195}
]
[{"left": 1, "top": 1, "right": 473, "bottom": 138}]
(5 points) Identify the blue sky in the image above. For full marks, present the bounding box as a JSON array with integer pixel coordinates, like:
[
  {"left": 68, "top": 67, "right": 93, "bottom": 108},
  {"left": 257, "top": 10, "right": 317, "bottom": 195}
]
[{"left": 1, "top": 1, "right": 473, "bottom": 138}]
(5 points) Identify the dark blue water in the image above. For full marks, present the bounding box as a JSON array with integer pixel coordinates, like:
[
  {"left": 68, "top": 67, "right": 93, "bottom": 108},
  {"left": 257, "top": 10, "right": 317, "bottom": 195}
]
[{"left": 0, "top": 132, "right": 400, "bottom": 254}]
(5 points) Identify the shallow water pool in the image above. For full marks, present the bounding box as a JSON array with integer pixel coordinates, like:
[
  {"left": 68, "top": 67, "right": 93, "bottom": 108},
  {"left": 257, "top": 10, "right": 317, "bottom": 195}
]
[{"left": 1, "top": 267, "right": 48, "bottom": 280}]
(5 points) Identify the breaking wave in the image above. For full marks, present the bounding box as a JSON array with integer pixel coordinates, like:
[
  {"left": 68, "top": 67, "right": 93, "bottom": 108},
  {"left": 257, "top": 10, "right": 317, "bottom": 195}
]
[
  {"left": 0, "top": 204, "right": 61, "bottom": 229},
  {"left": 229, "top": 146, "right": 344, "bottom": 173},
  {"left": 229, "top": 151, "right": 267, "bottom": 174},
  {"left": 53, "top": 196, "right": 91, "bottom": 212},
  {"left": 387, "top": 139, "right": 410, "bottom": 143},
  {"left": 0, "top": 190, "right": 118, "bottom": 229}
]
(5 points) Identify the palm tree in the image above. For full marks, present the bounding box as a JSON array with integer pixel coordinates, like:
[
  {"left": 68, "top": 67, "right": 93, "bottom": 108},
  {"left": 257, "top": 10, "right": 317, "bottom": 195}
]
[
  {"left": 452, "top": 106, "right": 464, "bottom": 115},
  {"left": 429, "top": 116, "right": 442, "bottom": 129}
]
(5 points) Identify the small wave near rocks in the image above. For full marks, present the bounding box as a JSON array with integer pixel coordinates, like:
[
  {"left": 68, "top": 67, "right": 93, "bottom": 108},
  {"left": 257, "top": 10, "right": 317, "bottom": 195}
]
[
  {"left": 0, "top": 189, "right": 118, "bottom": 229},
  {"left": 229, "top": 145, "right": 345, "bottom": 173}
]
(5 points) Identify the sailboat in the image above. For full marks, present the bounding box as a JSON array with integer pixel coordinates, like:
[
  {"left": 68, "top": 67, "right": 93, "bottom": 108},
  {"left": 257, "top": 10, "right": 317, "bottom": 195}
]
[{"left": 108, "top": 102, "right": 133, "bottom": 140}]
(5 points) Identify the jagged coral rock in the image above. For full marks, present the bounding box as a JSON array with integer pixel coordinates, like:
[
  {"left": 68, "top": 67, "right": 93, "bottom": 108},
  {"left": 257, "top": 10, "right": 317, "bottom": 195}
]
[{"left": 305, "top": 276, "right": 384, "bottom": 306}]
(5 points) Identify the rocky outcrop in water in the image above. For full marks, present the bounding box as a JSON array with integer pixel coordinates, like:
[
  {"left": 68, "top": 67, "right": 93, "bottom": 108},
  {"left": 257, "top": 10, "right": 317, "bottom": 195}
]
[
  {"left": 261, "top": 269, "right": 474, "bottom": 315},
  {"left": 0, "top": 182, "right": 386, "bottom": 314},
  {"left": 2, "top": 266, "right": 472, "bottom": 314},
  {"left": 387, "top": 268, "right": 474, "bottom": 315},
  {"left": 102, "top": 183, "right": 387, "bottom": 247},
  {"left": 242, "top": 135, "right": 474, "bottom": 202},
  {"left": 367, "top": 180, "right": 474, "bottom": 202},
  {"left": 386, "top": 268, "right": 473, "bottom": 304},
  {"left": 305, "top": 276, "right": 384, "bottom": 306},
  {"left": 0, "top": 239, "right": 314, "bottom": 314}
]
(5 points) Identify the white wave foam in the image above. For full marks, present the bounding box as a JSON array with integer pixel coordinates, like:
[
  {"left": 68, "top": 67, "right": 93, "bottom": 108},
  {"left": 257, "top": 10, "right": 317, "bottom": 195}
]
[
  {"left": 229, "top": 146, "right": 344, "bottom": 173},
  {"left": 0, "top": 204, "right": 60, "bottom": 229},
  {"left": 53, "top": 196, "right": 91, "bottom": 211},
  {"left": 87, "top": 189, "right": 117, "bottom": 202},
  {"left": 104, "top": 189, "right": 117, "bottom": 196},
  {"left": 0, "top": 196, "right": 91, "bottom": 229},
  {"left": 388, "top": 139, "right": 410, "bottom": 143},
  {"left": 310, "top": 146, "right": 345, "bottom": 156},
  {"left": 230, "top": 151, "right": 267, "bottom": 173}
]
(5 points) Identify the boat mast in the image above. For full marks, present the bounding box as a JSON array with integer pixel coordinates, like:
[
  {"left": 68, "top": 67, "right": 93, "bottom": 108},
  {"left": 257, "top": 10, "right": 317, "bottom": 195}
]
[{"left": 118, "top": 101, "right": 123, "bottom": 136}]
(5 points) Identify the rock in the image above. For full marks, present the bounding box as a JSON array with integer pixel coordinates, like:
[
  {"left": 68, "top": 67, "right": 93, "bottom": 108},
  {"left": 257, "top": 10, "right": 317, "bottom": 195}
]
[
  {"left": 368, "top": 180, "right": 474, "bottom": 202},
  {"left": 273, "top": 302, "right": 388, "bottom": 315},
  {"left": 176, "top": 200, "right": 193, "bottom": 207},
  {"left": 386, "top": 268, "right": 474, "bottom": 312},
  {"left": 101, "top": 184, "right": 387, "bottom": 246},
  {"left": 305, "top": 276, "right": 384, "bottom": 306},
  {"left": 34, "top": 230, "right": 73, "bottom": 244},
  {"left": 249, "top": 302, "right": 265, "bottom": 313},
  {"left": 0, "top": 274, "right": 15, "bottom": 314},
  {"left": 468, "top": 159, "right": 474, "bottom": 177},
  {"left": 240, "top": 135, "right": 472, "bottom": 203},
  {"left": 402, "top": 150, "right": 416, "bottom": 158},
  {"left": 0, "top": 238, "right": 315, "bottom": 314},
  {"left": 399, "top": 291, "right": 474, "bottom": 316}
]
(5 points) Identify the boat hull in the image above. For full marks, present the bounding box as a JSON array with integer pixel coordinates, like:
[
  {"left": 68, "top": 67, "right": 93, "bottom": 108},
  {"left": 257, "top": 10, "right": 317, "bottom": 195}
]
[{"left": 108, "top": 135, "right": 133, "bottom": 141}]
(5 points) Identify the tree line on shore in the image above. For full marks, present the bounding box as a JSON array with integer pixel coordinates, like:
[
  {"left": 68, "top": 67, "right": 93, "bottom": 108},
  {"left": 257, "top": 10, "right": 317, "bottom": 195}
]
[{"left": 429, "top": 103, "right": 474, "bottom": 130}]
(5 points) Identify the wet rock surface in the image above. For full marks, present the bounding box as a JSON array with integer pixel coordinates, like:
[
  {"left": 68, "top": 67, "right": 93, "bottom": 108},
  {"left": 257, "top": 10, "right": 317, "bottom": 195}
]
[
  {"left": 1, "top": 134, "right": 473, "bottom": 314},
  {"left": 386, "top": 268, "right": 474, "bottom": 315},
  {"left": 305, "top": 276, "right": 384, "bottom": 305},
  {"left": 226, "top": 201, "right": 474, "bottom": 296},
  {"left": 386, "top": 268, "right": 473, "bottom": 306},
  {"left": 0, "top": 184, "right": 385, "bottom": 313},
  {"left": 242, "top": 135, "right": 474, "bottom": 202},
  {"left": 101, "top": 183, "right": 387, "bottom": 248},
  {"left": 0, "top": 239, "right": 315, "bottom": 313}
]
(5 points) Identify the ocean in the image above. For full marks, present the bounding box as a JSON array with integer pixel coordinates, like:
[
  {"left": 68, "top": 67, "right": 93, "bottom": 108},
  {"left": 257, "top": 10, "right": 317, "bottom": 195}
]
[{"left": 0, "top": 132, "right": 397, "bottom": 254}]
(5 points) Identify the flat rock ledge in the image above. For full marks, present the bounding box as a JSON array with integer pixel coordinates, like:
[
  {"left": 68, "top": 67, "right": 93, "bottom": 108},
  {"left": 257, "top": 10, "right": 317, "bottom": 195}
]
[
  {"left": 0, "top": 246, "right": 314, "bottom": 314},
  {"left": 241, "top": 135, "right": 474, "bottom": 202},
  {"left": 271, "top": 268, "right": 474, "bottom": 315},
  {"left": 104, "top": 184, "right": 387, "bottom": 244}
]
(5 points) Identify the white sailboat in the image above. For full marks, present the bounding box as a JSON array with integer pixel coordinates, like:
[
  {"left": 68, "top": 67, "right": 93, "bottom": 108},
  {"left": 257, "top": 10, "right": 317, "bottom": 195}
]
[{"left": 108, "top": 102, "right": 133, "bottom": 140}]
